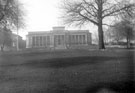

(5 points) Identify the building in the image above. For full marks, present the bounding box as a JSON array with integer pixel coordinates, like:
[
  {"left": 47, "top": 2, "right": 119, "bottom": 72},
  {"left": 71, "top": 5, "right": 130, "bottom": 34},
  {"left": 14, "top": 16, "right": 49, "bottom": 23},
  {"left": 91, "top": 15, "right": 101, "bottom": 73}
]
[
  {"left": 26, "top": 26, "right": 92, "bottom": 49},
  {"left": 12, "top": 33, "right": 26, "bottom": 50},
  {"left": 0, "top": 27, "right": 26, "bottom": 51}
]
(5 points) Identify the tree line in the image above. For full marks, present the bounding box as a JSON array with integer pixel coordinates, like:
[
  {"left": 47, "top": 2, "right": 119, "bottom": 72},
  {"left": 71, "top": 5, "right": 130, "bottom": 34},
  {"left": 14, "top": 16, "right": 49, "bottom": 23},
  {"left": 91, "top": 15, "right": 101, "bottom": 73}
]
[{"left": 105, "top": 19, "right": 135, "bottom": 49}]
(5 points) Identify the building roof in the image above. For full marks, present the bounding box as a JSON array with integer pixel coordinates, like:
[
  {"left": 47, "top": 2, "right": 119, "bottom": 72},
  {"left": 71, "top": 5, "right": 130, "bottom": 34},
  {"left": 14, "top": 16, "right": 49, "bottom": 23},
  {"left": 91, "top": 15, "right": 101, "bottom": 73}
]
[
  {"left": 28, "top": 30, "right": 90, "bottom": 35},
  {"left": 27, "top": 26, "right": 91, "bottom": 36}
]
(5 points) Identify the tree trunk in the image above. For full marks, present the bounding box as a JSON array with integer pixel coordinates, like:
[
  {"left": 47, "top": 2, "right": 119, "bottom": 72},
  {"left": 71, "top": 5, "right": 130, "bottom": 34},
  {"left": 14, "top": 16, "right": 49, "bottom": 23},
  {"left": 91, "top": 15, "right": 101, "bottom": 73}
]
[
  {"left": 98, "top": 24, "right": 105, "bottom": 49},
  {"left": 127, "top": 36, "right": 131, "bottom": 49},
  {"left": 97, "top": 0, "right": 105, "bottom": 49},
  {"left": 1, "top": 45, "right": 4, "bottom": 52}
]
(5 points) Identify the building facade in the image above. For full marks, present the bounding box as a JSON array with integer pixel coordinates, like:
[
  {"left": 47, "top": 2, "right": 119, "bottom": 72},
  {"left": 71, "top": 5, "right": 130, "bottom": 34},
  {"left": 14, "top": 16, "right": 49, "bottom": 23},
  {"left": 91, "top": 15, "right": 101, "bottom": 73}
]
[
  {"left": 26, "top": 27, "right": 92, "bottom": 49},
  {"left": 0, "top": 27, "right": 25, "bottom": 51}
]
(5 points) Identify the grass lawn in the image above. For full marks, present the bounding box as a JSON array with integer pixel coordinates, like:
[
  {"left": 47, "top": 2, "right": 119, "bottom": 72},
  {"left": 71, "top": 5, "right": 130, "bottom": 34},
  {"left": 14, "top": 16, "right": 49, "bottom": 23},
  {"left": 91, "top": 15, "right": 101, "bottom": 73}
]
[{"left": 0, "top": 49, "right": 134, "bottom": 93}]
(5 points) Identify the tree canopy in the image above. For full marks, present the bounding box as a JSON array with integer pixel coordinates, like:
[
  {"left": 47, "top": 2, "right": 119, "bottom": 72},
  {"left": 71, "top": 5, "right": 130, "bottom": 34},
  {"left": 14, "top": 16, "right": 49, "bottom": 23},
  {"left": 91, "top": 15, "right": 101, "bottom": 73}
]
[
  {"left": 0, "top": 0, "right": 25, "bottom": 51},
  {"left": 61, "top": 0, "right": 135, "bottom": 49},
  {"left": 110, "top": 19, "right": 135, "bottom": 48},
  {"left": 0, "top": 0, "right": 24, "bottom": 29},
  {"left": 0, "top": 27, "right": 12, "bottom": 51}
]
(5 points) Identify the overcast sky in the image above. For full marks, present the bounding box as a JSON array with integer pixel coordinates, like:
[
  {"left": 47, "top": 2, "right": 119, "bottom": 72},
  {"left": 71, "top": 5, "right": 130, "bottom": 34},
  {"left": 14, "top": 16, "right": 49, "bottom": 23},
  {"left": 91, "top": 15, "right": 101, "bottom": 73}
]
[
  {"left": 17, "top": 0, "right": 135, "bottom": 39},
  {"left": 19, "top": 0, "right": 98, "bottom": 39},
  {"left": 19, "top": 0, "right": 61, "bottom": 39},
  {"left": 22, "top": 0, "right": 62, "bottom": 30}
]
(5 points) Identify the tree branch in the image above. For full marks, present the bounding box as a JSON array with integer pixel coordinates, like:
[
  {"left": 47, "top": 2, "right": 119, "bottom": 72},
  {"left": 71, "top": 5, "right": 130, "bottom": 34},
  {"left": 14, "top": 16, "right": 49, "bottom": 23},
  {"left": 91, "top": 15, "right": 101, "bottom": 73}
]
[
  {"left": 82, "top": 0, "right": 98, "bottom": 11},
  {"left": 81, "top": 5, "right": 96, "bottom": 17},
  {"left": 102, "top": 4, "right": 135, "bottom": 18},
  {"left": 78, "top": 11, "right": 98, "bottom": 25},
  {"left": 103, "top": 23, "right": 115, "bottom": 27}
]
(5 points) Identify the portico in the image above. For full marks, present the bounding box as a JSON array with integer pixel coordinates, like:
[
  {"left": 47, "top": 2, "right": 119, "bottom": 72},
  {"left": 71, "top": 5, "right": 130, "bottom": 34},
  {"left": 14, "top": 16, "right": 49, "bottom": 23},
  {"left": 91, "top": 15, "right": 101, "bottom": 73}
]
[{"left": 26, "top": 27, "right": 92, "bottom": 49}]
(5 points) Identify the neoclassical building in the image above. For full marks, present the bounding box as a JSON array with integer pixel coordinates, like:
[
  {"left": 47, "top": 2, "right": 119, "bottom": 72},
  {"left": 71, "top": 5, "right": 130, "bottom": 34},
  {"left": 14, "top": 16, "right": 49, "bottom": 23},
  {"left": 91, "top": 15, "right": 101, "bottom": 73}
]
[{"left": 26, "top": 26, "right": 92, "bottom": 49}]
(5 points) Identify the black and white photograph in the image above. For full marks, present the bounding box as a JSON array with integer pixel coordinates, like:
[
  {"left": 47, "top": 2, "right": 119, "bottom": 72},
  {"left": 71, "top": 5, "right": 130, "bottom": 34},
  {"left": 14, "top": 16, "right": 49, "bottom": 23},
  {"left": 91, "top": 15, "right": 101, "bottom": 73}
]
[{"left": 0, "top": 0, "right": 135, "bottom": 93}]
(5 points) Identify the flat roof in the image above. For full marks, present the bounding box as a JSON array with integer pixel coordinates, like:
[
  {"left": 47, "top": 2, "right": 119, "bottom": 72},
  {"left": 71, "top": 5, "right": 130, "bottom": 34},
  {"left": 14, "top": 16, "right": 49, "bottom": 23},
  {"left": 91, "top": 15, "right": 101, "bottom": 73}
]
[{"left": 27, "top": 29, "right": 90, "bottom": 36}]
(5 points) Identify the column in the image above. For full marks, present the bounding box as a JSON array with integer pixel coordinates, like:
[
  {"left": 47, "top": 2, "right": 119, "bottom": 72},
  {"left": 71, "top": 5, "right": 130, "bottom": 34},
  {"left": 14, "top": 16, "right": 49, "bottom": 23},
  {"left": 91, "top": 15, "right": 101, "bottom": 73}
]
[
  {"left": 38, "top": 36, "right": 40, "bottom": 47},
  {"left": 35, "top": 36, "right": 37, "bottom": 47},
  {"left": 35, "top": 36, "right": 39, "bottom": 47},
  {"left": 36, "top": 36, "right": 39, "bottom": 47},
  {"left": 46, "top": 36, "right": 48, "bottom": 47},
  {"left": 74, "top": 35, "right": 76, "bottom": 45},
  {"left": 77, "top": 35, "right": 79, "bottom": 45},
  {"left": 79, "top": 35, "right": 81, "bottom": 45},
  {"left": 39, "top": 36, "right": 40, "bottom": 47},
  {"left": 75, "top": 35, "right": 77, "bottom": 45},
  {"left": 73, "top": 35, "right": 75, "bottom": 45},
  {"left": 78, "top": 35, "right": 80, "bottom": 45},
  {"left": 76, "top": 35, "right": 77, "bottom": 45},
  {"left": 52, "top": 35, "right": 54, "bottom": 47},
  {"left": 82, "top": 35, "right": 85, "bottom": 45},
  {"left": 43, "top": 36, "right": 46, "bottom": 47},
  {"left": 76, "top": 35, "right": 78, "bottom": 45},
  {"left": 39, "top": 36, "right": 43, "bottom": 47},
  {"left": 42, "top": 36, "right": 44, "bottom": 47},
  {"left": 47, "top": 35, "right": 51, "bottom": 47},
  {"left": 80, "top": 35, "right": 82, "bottom": 45},
  {"left": 81, "top": 35, "right": 83, "bottom": 45},
  {"left": 65, "top": 34, "right": 69, "bottom": 47},
  {"left": 31, "top": 37, "right": 33, "bottom": 47},
  {"left": 29, "top": 36, "right": 31, "bottom": 48},
  {"left": 74, "top": 35, "right": 75, "bottom": 45},
  {"left": 26, "top": 36, "right": 29, "bottom": 48},
  {"left": 85, "top": 34, "right": 88, "bottom": 45},
  {"left": 34, "top": 36, "right": 36, "bottom": 47}
]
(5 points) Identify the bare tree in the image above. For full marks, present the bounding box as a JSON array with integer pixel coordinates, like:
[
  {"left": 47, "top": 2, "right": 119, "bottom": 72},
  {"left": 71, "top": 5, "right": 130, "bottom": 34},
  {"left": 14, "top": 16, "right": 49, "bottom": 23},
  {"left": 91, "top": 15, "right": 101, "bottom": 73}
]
[
  {"left": 111, "top": 20, "right": 135, "bottom": 48},
  {"left": 60, "top": 0, "right": 135, "bottom": 49},
  {"left": 106, "top": 26, "right": 124, "bottom": 44},
  {"left": 104, "top": 30, "right": 112, "bottom": 44}
]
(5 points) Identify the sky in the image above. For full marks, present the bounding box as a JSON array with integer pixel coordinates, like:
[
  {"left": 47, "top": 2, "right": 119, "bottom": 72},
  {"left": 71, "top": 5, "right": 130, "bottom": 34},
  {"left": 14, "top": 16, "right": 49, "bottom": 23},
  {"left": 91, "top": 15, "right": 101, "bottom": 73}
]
[
  {"left": 19, "top": 0, "right": 98, "bottom": 40},
  {"left": 17, "top": 0, "right": 135, "bottom": 40},
  {"left": 19, "top": 0, "right": 62, "bottom": 39}
]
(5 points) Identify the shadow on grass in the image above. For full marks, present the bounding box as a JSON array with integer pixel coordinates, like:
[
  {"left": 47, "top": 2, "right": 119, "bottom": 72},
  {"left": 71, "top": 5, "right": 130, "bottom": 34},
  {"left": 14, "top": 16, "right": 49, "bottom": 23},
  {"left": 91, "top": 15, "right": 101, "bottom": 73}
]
[
  {"left": 46, "top": 81, "right": 134, "bottom": 93},
  {"left": 33, "top": 81, "right": 134, "bottom": 93},
  {"left": 85, "top": 81, "right": 135, "bottom": 93},
  {"left": 20, "top": 56, "right": 127, "bottom": 68}
]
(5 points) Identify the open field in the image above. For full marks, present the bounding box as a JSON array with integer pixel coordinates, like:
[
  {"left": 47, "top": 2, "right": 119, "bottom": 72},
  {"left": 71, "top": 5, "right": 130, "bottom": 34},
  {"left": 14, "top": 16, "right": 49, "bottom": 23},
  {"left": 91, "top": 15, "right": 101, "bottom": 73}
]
[{"left": 0, "top": 49, "right": 135, "bottom": 93}]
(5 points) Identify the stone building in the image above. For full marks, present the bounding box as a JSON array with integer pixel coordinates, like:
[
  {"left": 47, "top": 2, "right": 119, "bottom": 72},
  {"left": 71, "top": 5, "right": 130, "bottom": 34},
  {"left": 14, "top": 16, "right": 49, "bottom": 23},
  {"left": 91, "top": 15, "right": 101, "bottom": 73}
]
[{"left": 26, "top": 26, "right": 92, "bottom": 49}]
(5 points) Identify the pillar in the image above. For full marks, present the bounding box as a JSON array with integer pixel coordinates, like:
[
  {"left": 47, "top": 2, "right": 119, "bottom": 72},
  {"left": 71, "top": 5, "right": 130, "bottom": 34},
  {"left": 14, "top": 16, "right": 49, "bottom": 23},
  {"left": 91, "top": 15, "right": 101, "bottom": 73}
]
[
  {"left": 42, "top": 36, "right": 44, "bottom": 47},
  {"left": 85, "top": 34, "right": 88, "bottom": 45},
  {"left": 77, "top": 35, "right": 79, "bottom": 45},
  {"left": 26, "top": 36, "right": 29, "bottom": 48},
  {"left": 75, "top": 35, "right": 77, "bottom": 45},
  {"left": 29, "top": 36, "right": 32, "bottom": 48},
  {"left": 50, "top": 34, "right": 54, "bottom": 48}
]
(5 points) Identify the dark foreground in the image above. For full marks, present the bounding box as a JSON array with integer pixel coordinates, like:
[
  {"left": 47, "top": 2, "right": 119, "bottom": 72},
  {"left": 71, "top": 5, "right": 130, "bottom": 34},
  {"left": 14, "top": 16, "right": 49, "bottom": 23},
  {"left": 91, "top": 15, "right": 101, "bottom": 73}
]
[{"left": 0, "top": 49, "right": 134, "bottom": 93}]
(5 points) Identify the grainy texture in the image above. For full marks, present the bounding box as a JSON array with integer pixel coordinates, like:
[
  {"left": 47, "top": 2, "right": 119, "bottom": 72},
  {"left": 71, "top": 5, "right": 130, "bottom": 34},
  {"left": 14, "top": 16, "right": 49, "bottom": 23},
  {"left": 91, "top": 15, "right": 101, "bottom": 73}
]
[{"left": 0, "top": 49, "right": 134, "bottom": 93}]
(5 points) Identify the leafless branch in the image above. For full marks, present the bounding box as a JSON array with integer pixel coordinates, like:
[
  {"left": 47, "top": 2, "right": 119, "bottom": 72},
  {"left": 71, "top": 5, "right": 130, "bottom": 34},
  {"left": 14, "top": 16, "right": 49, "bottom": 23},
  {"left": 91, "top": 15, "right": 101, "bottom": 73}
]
[{"left": 102, "top": 4, "right": 135, "bottom": 18}]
